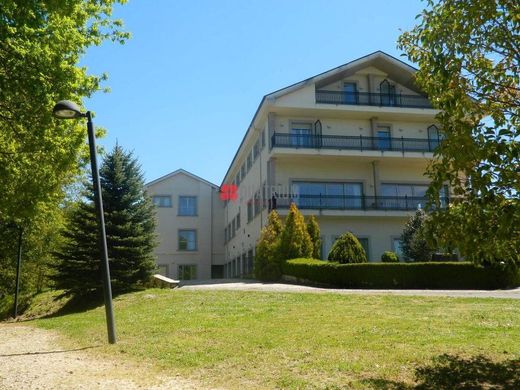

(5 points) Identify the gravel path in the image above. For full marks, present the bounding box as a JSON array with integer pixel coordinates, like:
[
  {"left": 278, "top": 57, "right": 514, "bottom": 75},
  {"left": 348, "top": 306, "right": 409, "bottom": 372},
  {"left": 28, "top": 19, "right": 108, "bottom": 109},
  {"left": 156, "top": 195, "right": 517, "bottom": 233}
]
[
  {"left": 0, "top": 325, "right": 205, "bottom": 390},
  {"left": 180, "top": 279, "right": 520, "bottom": 299}
]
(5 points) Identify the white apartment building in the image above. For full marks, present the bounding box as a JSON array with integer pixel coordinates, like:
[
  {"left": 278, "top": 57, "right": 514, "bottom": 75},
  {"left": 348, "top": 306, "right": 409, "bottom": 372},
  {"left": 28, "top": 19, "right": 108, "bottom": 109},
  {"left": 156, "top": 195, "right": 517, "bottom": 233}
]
[
  {"left": 221, "top": 51, "right": 446, "bottom": 277},
  {"left": 148, "top": 51, "right": 446, "bottom": 280},
  {"left": 145, "top": 169, "right": 225, "bottom": 280}
]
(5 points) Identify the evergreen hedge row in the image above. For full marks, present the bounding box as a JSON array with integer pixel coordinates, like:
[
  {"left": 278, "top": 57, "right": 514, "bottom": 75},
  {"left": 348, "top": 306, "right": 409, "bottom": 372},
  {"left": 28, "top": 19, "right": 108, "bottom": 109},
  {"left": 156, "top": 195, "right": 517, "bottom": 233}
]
[{"left": 282, "top": 259, "right": 520, "bottom": 290}]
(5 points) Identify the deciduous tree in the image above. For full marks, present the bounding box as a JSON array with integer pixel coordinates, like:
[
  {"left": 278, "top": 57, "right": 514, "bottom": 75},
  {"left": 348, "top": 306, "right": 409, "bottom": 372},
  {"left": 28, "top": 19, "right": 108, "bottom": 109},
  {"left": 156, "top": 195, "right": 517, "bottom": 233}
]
[{"left": 398, "top": 0, "right": 519, "bottom": 264}]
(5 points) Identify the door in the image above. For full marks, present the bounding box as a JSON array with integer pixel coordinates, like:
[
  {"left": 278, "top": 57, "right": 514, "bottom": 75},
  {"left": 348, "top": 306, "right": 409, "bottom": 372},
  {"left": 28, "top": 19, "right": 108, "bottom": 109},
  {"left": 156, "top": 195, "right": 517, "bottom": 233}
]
[
  {"left": 290, "top": 122, "right": 312, "bottom": 147},
  {"left": 380, "top": 79, "right": 397, "bottom": 106},
  {"left": 376, "top": 126, "right": 391, "bottom": 150},
  {"left": 343, "top": 82, "right": 357, "bottom": 104}
]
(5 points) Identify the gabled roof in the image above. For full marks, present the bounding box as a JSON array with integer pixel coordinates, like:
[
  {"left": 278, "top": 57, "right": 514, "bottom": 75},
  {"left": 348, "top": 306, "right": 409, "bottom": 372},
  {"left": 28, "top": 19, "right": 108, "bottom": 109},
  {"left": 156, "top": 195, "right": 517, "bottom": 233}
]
[
  {"left": 146, "top": 168, "right": 219, "bottom": 189},
  {"left": 221, "top": 51, "right": 422, "bottom": 186}
]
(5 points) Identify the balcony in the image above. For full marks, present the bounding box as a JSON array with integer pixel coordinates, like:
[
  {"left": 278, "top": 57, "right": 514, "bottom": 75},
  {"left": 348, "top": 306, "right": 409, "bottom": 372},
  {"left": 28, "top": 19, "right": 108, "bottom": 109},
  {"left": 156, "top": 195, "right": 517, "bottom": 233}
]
[
  {"left": 273, "top": 195, "right": 448, "bottom": 212},
  {"left": 271, "top": 133, "right": 439, "bottom": 153},
  {"left": 315, "top": 90, "right": 432, "bottom": 109}
]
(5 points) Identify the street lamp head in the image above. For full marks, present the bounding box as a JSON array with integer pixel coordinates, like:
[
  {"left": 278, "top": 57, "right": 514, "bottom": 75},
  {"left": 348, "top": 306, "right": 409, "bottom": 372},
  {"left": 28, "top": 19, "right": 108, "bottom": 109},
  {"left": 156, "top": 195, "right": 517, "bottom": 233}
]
[{"left": 53, "top": 100, "right": 85, "bottom": 119}]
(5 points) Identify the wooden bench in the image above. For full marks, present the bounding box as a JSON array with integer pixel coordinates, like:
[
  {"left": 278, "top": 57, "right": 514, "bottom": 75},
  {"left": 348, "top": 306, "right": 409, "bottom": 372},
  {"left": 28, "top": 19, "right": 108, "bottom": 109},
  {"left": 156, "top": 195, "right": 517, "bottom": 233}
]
[{"left": 152, "top": 274, "right": 180, "bottom": 289}]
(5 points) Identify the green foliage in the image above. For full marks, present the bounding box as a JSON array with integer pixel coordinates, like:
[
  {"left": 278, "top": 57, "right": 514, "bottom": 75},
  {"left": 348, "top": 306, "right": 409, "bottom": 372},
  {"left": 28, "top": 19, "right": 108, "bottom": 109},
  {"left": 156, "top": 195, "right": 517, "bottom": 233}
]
[
  {"left": 0, "top": 209, "right": 64, "bottom": 319},
  {"left": 283, "top": 259, "right": 520, "bottom": 290},
  {"left": 279, "top": 203, "right": 313, "bottom": 261},
  {"left": 54, "top": 145, "right": 157, "bottom": 295},
  {"left": 400, "top": 209, "right": 435, "bottom": 261},
  {"left": 398, "top": 0, "right": 520, "bottom": 264},
  {"left": 306, "top": 216, "right": 321, "bottom": 259},
  {"left": 328, "top": 232, "right": 367, "bottom": 263},
  {"left": 254, "top": 211, "right": 283, "bottom": 281},
  {"left": 0, "top": 0, "right": 129, "bottom": 224},
  {"left": 381, "top": 251, "right": 399, "bottom": 263}
]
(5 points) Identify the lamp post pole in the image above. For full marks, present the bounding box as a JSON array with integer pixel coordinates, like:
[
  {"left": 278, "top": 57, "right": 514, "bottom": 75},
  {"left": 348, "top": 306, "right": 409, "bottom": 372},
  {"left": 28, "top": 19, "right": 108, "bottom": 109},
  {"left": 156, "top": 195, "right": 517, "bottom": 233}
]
[
  {"left": 53, "top": 100, "right": 116, "bottom": 344},
  {"left": 86, "top": 111, "right": 117, "bottom": 344}
]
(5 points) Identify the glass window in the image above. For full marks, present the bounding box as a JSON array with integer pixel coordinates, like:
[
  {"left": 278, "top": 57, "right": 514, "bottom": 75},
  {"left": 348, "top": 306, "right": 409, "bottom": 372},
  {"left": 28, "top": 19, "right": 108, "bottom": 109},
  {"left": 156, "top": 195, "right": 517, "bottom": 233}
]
[
  {"left": 261, "top": 129, "right": 266, "bottom": 149},
  {"left": 392, "top": 238, "right": 403, "bottom": 260},
  {"left": 178, "top": 230, "right": 197, "bottom": 251},
  {"left": 343, "top": 82, "right": 357, "bottom": 104},
  {"left": 241, "top": 163, "right": 246, "bottom": 179},
  {"left": 247, "top": 200, "right": 253, "bottom": 222},
  {"left": 157, "top": 264, "right": 168, "bottom": 276},
  {"left": 290, "top": 122, "right": 312, "bottom": 147},
  {"left": 253, "top": 139, "right": 260, "bottom": 160},
  {"left": 178, "top": 264, "right": 197, "bottom": 280},
  {"left": 232, "top": 219, "right": 236, "bottom": 237},
  {"left": 357, "top": 237, "right": 370, "bottom": 260},
  {"left": 292, "top": 181, "right": 363, "bottom": 209},
  {"left": 235, "top": 172, "right": 241, "bottom": 186},
  {"left": 178, "top": 196, "right": 197, "bottom": 216},
  {"left": 376, "top": 126, "right": 391, "bottom": 150},
  {"left": 236, "top": 211, "right": 241, "bottom": 229},
  {"left": 247, "top": 152, "right": 253, "bottom": 172},
  {"left": 152, "top": 195, "right": 172, "bottom": 208}
]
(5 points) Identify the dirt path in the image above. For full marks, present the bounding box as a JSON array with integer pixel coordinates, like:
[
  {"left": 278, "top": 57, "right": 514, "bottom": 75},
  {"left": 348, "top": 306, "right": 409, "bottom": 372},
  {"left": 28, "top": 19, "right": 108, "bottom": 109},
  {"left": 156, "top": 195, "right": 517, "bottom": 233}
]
[{"left": 0, "top": 324, "right": 206, "bottom": 390}]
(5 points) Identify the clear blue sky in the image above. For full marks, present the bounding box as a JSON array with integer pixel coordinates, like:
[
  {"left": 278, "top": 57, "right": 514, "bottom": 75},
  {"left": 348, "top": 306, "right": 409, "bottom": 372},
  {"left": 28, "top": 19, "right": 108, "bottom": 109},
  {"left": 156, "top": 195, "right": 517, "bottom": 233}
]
[{"left": 83, "top": 0, "right": 425, "bottom": 185}]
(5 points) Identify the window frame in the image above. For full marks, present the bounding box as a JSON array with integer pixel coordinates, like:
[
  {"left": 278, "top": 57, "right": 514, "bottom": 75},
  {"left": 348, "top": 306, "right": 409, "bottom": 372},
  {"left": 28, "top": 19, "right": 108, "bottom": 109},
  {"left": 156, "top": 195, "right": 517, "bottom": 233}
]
[
  {"left": 178, "top": 229, "right": 197, "bottom": 251},
  {"left": 152, "top": 195, "right": 172, "bottom": 208},
  {"left": 178, "top": 195, "right": 198, "bottom": 216}
]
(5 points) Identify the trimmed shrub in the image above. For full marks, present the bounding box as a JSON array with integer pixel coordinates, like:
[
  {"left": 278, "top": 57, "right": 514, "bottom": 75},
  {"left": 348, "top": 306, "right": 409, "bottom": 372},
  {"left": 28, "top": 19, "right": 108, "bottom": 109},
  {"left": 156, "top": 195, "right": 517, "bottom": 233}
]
[
  {"left": 282, "top": 259, "right": 520, "bottom": 290},
  {"left": 279, "top": 203, "right": 313, "bottom": 261},
  {"left": 328, "top": 232, "right": 367, "bottom": 263},
  {"left": 254, "top": 211, "right": 283, "bottom": 281},
  {"left": 306, "top": 216, "right": 321, "bottom": 259},
  {"left": 381, "top": 251, "right": 399, "bottom": 263}
]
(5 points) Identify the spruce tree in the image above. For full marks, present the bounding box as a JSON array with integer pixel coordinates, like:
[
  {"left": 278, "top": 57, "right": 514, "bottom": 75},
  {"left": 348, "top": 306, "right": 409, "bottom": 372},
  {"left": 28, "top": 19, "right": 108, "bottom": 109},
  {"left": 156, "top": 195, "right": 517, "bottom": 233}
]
[
  {"left": 279, "top": 203, "right": 313, "bottom": 261},
  {"left": 54, "top": 145, "right": 157, "bottom": 295},
  {"left": 400, "top": 209, "right": 435, "bottom": 261},
  {"left": 306, "top": 216, "right": 321, "bottom": 259}
]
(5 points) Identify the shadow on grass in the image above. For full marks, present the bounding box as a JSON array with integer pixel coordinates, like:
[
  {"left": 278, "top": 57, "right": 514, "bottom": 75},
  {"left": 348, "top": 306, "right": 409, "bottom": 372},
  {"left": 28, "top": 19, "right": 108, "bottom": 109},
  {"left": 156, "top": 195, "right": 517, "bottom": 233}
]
[
  {"left": 364, "top": 354, "right": 520, "bottom": 389},
  {"left": 0, "top": 345, "right": 100, "bottom": 357}
]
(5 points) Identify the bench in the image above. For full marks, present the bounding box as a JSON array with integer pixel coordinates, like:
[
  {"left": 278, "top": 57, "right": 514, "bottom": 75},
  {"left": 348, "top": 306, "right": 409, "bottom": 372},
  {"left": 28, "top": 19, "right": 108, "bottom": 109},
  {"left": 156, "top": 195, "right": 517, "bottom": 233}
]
[{"left": 152, "top": 274, "right": 180, "bottom": 289}]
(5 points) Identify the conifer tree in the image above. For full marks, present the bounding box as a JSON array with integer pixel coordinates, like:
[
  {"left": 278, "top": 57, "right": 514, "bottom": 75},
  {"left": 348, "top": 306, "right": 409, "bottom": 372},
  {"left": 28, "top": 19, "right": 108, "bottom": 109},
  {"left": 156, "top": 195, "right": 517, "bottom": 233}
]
[
  {"left": 279, "top": 203, "right": 313, "bottom": 261},
  {"left": 328, "top": 232, "right": 367, "bottom": 264},
  {"left": 54, "top": 145, "right": 157, "bottom": 295},
  {"left": 254, "top": 210, "right": 283, "bottom": 281},
  {"left": 400, "top": 209, "right": 435, "bottom": 262},
  {"left": 306, "top": 216, "right": 321, "bottom": 259}
]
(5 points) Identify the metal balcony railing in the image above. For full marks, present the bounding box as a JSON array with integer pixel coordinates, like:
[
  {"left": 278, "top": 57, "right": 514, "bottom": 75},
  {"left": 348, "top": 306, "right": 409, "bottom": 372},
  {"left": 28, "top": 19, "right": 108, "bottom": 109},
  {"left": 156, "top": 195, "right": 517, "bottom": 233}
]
[
  {"left": 273, "top": 194, "right": 449, "bottom": 211},
  {"left": 271, "top": 133, "right": 440, "bottom": 153},
  {"left": 315, "top": 90, "right": 433, "bottom": 109}
]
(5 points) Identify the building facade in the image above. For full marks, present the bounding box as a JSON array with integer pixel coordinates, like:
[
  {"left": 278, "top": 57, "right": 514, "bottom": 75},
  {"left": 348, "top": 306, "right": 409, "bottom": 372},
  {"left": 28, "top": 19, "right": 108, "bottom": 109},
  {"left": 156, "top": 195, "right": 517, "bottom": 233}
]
[
  {"left": 147, "top": 51, "right": 446, "bottom": 280},
  {"left": 145, "top": 169, "right": 225, "bottom": 280},
  {"left": 221, "top": 51, "right": 445, "bottom": 276}
]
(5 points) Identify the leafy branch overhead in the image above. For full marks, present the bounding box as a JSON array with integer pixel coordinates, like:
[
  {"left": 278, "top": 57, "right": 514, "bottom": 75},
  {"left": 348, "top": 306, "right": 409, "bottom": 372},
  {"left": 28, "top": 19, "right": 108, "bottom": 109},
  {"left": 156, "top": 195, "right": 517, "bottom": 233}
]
[{"left": 398, "top": 0, "right": 519, "bottom": 264}]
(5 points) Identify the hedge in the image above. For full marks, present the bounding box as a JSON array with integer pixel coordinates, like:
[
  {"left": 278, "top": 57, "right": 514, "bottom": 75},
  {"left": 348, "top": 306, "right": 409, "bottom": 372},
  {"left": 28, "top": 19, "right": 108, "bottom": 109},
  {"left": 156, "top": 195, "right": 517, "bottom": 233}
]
[{"left": 282, "top": 259, "right": 520, "bottom": 290}]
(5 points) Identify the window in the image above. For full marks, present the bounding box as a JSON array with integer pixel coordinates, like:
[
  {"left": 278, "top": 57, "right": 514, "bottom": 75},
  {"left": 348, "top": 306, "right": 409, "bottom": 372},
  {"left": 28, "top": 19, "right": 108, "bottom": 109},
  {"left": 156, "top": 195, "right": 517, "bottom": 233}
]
[
  {"left": 428, "top": 125, "right": 443, "bottom": 151},
  {"left": 253, "top": 139, "right": 260, "bottom": 160},
  {"left": 357, "top": 237, "right": 370, "bottom": 260},
  {"left": 261, "top": 129, "right": 266, "bottom": 149},
  {"left": 290, "top": 122, "right": 312, "bottom": 147},
  {"left": 178, "top": 265, "right": 197, "bottom": 280},
  {"left": 247, "top": 200, "right": 253, "bottom": 222},
  {"left": 178, "top": 196, "right": 197, "bottom": 216},
  {"left": 380, "top": 79, "right": 397, "bottom": 106},
  {"left": 235, "top": 172, "right": 241, "bottom": 186},
  {"left": 380, "top": 183, "right": 429, "bottom": 209},
  {"left": 236, "top": 211, "right": 241, "bottom": 229},
  {"left": 224, "top": 227, "right": 228, "bottom": 243},
  {"left": 241, "top": 163, "right": 246, "bottom": 179},
  {"left": 157, "top": 264, "right": 168, "bottom": 276},
  {"left": 392, "top": 238, "right": 403, "bottom": 260},
  {"left": 247, "top": 152, "right": 253, "bottom": 172},
  {"left": 254, "top": 190, "right": 261, "bottom": 216},
  {"left": 292, "top": 181, "right": 363, "bottom": 209},
  {"left": 232, "top": 219, "right": 236, "bottom": 237},
  {"left": 152, "top": 195, "right": 172, "bottom": 208},
  {"left": 178, "top": 230, "right": 197, "bottom": 251},
  {"left": 343, "top": 82, "right": 358, "bottom": 104},
  {"left": 376, "top": 126, "right": 391, "bottom": 150}
]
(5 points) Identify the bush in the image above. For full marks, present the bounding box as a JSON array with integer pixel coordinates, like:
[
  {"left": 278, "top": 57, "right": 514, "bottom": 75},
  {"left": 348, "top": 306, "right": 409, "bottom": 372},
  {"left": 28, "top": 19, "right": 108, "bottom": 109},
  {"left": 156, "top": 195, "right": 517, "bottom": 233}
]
[
  {"left": 381, "top": 251, "right": 399, "bottom": 263},
  {"left": 254, "top": 211, "right": 283, "bottom": 281},
  {"left": 328, "top": 232, "right": 367, "bottom": 263},
  {"left": 279, "top": 203, "right": 313, "bottom": 261},
  {"left": 306, "top": 216, "right": 321, "bottom": 259},
  {"left": 282, "top": 259, "right": 520, "bottom": 290},
  {"left": 400, "top": 209, "right": 435, "bottom": 261}
]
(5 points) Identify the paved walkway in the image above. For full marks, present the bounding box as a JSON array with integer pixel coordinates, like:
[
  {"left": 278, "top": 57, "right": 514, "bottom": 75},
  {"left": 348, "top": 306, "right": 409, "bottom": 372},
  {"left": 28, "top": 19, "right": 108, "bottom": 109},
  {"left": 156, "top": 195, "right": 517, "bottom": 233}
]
[{"left": 180, "top": 279, "right": 520, "bottom": 299}]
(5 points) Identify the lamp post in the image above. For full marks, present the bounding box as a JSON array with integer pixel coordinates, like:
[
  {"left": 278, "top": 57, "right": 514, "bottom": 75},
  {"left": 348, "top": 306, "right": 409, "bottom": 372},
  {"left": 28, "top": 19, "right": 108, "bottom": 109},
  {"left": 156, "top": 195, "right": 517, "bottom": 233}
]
[{"left": 53, "top": 100, "right": 116, "bottom": 344}]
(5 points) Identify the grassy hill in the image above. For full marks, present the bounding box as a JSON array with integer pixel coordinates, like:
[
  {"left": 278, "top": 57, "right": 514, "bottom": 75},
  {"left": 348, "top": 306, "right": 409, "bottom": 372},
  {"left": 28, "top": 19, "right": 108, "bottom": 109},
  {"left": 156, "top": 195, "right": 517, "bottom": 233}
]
[{"left": 17, "top": 288, "right": 520, "bottom": 389}]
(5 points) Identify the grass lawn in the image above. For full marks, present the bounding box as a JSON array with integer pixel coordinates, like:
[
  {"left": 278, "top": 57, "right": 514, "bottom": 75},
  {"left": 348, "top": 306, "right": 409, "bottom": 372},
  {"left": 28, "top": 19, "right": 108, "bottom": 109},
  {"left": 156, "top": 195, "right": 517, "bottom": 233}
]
[{"left": 33, "top": 289, "right": 520, "bottom": 389}]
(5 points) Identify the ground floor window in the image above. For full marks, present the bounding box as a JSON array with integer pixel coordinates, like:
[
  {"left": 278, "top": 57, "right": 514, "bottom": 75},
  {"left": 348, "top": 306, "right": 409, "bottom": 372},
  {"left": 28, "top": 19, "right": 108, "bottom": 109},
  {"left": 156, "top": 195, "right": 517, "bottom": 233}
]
[
  {"left": 392, "top": 238, "right": 404, "bottom": 260},
  {"left": 157, "top": 264, "right": 168, "bottom": 276},
  {"left": 178, "top": 264, "right": 197, "bottom": 280}
]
